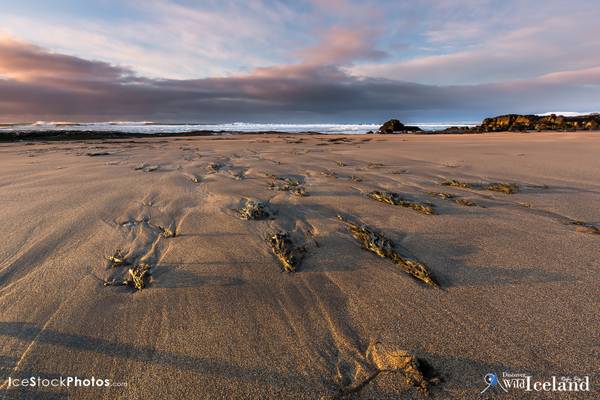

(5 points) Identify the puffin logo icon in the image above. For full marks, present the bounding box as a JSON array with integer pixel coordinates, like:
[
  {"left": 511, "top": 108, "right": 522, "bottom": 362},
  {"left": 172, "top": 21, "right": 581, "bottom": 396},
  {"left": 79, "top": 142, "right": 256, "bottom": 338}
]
[{"left": 481, "top": 373, "right": 508, "bottom": 394}]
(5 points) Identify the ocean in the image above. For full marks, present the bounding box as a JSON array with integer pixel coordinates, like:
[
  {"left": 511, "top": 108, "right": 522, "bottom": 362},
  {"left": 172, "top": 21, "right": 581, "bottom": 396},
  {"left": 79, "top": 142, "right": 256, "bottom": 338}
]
[{"left": 0, "top": 121, "right": 478, "bottom": 134}]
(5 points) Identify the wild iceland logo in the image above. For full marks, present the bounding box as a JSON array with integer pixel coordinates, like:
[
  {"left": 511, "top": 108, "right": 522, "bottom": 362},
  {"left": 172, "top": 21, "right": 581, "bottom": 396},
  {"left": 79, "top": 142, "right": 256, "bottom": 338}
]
[
  {"left": 481, "top": 372, "right": 591, "bottom": 394},
  {"left": 481, "top": 373, "right": 508, "bottom": 393}
]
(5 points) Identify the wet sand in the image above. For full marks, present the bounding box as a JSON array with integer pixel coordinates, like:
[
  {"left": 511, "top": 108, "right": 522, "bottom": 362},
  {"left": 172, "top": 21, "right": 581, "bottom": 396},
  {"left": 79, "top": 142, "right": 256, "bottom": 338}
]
[{"left": 0, "top": 132, "right": 598, "bottom": 399}]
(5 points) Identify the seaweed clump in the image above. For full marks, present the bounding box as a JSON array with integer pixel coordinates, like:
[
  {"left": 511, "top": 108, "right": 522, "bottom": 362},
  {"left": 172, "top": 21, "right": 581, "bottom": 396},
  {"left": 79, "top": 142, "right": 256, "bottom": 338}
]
[
  {"left": 128, "top": 263, "right": 151, "bottom": 290},
  {"left": 321, "top": 170, "right": 338, "bottom": 178},
  {"left": 238, "top": 199, "right": 272, "bottom": 220},
  {"left": 208, "top": 162, "right": 225, "bottom": 173},
  {"left": 441, "top": 179, "right": 472, "bottom": 189},
  {"left": 367, "top": 191, "right": 435, "bottom": 215},
  {"left": 455, "top": 198, "right": 477, "bottom": 207},
  {"left": 570, "top": 220, "right": 600, "bottom": 235},
  {"left": 367, "top": 162, "right": 384, "bottom": 169},
  {"left": 337, "top": 216, "right": 437, "bottom": 287},
  {"left": 337, "top": 342, "right": 438, "bottom": 398},
  {"left": 268, "top": 232, "right": 305, "bottom": 272},
  {"left": 267, "top": 175, "right": 308, "bottom": 197},
  {"left": 428, "top": 191, "right": 480, "bottom": 207},
  {"left": 229, "top": 169, "right": 246, "bottom": 180},
  {"left": 104, "top": 249, "right": 152, "bottom": 290},
  {"left": 157, "top": 225, "right": 176, "bottom": 238},
  {"left": 442, "top": 179, "right": 519, "bottom": 194},
  {"left": 103, "top": 263, "right": 151, "bottom": 291},
  {"left": 366, "top": 342, "right": 436, "bottom": 395},
  {"left": 290, "top": 187, "right": 308, "bottom": 197},
  {"left": 107, "top": 249, "right": 127, "bottom": 268},
  {"left": 428, "top": 191, "right": 456, "bottom": 199},
  {"left": 328, "top": 137, "right": 352, "bottom": 144},
  {"left": 486, "top": 182, "right": 519, "bottom": 194}
]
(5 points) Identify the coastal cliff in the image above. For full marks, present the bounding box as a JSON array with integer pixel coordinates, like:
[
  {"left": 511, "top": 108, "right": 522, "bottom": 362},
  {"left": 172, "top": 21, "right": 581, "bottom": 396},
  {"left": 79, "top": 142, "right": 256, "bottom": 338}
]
[
  {"left": 375, "top": 114, "right": 600, "bottom": 135},
  {"left": 480, "top": 114, "right": 600, "bottom": 132}
]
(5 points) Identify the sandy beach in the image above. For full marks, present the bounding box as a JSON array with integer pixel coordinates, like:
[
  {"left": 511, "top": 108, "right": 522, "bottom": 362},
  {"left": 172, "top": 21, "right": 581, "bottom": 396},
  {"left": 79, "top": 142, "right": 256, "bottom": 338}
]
[{"left": 0, "top": 132, "right": 598, "bottom": 399}]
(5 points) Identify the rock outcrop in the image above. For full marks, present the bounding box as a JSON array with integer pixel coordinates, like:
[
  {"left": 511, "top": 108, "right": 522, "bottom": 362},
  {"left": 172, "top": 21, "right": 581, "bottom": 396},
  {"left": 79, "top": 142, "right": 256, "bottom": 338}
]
[
  {"left": 379, "top": 119, "right": 404, "bottom": 133},
  {"left": 480, "top": 114, "right": 600, "bottom": 132},
  {"left": 377, "top": 119, "right": 423, "bottom": 134}
]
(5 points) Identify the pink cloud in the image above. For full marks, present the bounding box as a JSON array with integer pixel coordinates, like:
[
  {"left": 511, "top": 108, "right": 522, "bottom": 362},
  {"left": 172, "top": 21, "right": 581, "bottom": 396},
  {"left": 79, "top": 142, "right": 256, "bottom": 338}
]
[
  {"left": 297, "top": 26, "right": 386, "bottom": 65},
  {"left": 0, "top": 34, "right": 130, "bottom": 83},
  {"left": 538, "top": 67, "right": 600, "bottom": 85}
]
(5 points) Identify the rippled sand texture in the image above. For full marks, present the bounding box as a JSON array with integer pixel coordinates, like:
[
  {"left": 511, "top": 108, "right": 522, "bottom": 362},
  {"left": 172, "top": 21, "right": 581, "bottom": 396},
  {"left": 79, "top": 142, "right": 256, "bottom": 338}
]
[{"left": 1, "top": 132, "right": 598, "bottom": 399}]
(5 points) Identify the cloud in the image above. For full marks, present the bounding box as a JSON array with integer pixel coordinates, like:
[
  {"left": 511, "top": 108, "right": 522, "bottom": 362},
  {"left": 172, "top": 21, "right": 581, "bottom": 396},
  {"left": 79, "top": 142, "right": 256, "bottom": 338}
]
[
  {"left": 297, "top": 26, "right": 386, "bottom": 65},
  {"left": 0, "top": 1, "right": 301, "bottom": 79},
  {"left": 0, "top": 0, "right": 392, "bottom": 79},
  {"left": 350, "top": 2, "right": 600, "bottom": 85},
  {"left": 538, "top": 67, "right": 600, "bottom": 85},
  {"left": 1, "top": 34, "right": 599, "bottom": 124},
  {"left": 0, "top": 35, "right": 131, "bottom": 82}
]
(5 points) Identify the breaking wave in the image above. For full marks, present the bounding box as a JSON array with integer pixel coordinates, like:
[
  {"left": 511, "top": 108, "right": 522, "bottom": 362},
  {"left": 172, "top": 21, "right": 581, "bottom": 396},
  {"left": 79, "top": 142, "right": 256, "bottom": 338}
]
[{"left": 0, "top": 121, "right": 478, "bottom": 134}]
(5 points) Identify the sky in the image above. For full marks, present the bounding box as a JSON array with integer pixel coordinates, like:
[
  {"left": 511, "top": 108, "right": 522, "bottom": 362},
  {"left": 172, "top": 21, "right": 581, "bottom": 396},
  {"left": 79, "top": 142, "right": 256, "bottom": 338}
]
[{"left": 0, "top": 0, "right": 599, "bottom": 123}]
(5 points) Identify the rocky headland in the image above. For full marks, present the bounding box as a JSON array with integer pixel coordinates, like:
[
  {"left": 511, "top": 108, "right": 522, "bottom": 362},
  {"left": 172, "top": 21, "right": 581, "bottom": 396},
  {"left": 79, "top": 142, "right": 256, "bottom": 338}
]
[
  {"left": 446, "top": 113, "right": 600, "bottom": 133},
  {"left": 372, "top": 114, "right": 600, "bottom": 135}
]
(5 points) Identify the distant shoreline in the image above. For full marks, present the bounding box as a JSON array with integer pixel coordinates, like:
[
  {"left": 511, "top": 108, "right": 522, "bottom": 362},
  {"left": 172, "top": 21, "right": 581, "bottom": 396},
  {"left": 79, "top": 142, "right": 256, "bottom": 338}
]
[
  {"left": 0, "top": 128, "right": 594, "bottom": 143},
  {"left": 2, "top": 113, "right": 598, "bottom": 142},
  {"left": 0, "top": 122, "right": 477, "bottom": 136},
  {"left": 0, "top": 130, "right": 327, "bottom": 142}
]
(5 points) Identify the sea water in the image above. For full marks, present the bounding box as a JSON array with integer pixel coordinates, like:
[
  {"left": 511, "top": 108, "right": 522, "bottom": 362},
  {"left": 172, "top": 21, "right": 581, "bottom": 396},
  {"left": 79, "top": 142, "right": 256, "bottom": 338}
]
[{"left": 0, "top": 121, "right": 478, "bottom": 134}]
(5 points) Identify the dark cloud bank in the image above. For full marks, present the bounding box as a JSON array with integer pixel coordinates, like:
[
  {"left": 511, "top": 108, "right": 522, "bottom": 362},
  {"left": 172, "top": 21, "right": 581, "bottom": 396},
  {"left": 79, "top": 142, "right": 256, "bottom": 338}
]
[{"left": 1, "top": 37, "right": 598, "bottom": 123}]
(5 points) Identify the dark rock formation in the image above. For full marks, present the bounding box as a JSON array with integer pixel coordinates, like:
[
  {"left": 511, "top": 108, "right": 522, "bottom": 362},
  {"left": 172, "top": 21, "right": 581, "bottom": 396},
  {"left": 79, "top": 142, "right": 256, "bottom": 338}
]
[
  {"left": 440, "top": 126, "right": 481, "bottom": 134},
  {"left": 378, "top": 119, "right": 423, "bottom": 134},
  {"left": 480, "top": 114, "right": 600, "bottom": 132},
  {"left": 379, "top": 119, "right": 404, "bottom": 133}
]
